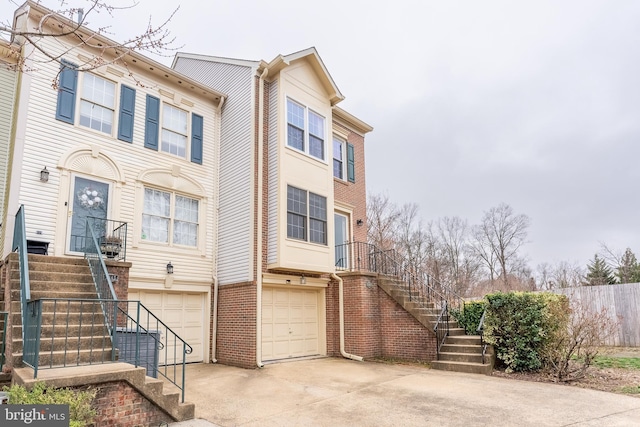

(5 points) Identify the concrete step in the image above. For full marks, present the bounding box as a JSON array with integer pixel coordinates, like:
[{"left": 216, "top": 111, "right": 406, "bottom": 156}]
[
  {"left": 11, "top": 290, "right": 98, "bottom": 300},
  {"left": 437, "top": 351, "right": 486, "bottom": 364},
  {"left": 13, "top": 323, "right": 109, "bottom": 338},
  {"left": 445, "top": 335, "right": 482, "bottom": 346},
  {"left": 14, "top": 348, "right": 117, "bottom": 367},
  {"left": 13, "top": 335, "right": 112, "bottom": 353},
  {"left": 10, "top": 270, "right": 94, "bottom": 284},
  {"left": 12, "top": 309, "right": 107, "bottom": 325},
  {"left": 26, "top": 254, "right": 88, "bottom": 266},
  {"left": 440, "top": 343, "right": 486, "bottom": 354},
  {"left": 431, "top": 360, "right": 492, "bottom": 375}
]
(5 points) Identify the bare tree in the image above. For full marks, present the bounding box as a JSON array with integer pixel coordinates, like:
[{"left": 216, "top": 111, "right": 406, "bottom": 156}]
[
  {"left": 435, "top": 216, "right": 480, "bottom": 296},
  {"left": 471, "top": 203, "right": 530, "bottom": 289},
  {"left": 366, "top": 192, "right": 399, "bottom": 251},
  {"left": 1, "top": 0, "right": 179, "bottom": 85}
]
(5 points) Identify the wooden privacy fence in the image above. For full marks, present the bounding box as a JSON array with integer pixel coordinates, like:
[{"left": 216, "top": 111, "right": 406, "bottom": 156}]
[{"left": 553, "top": 283, "right": 640, "bottom": 347}]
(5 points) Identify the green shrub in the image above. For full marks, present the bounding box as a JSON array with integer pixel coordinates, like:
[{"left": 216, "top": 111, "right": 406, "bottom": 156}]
[
  {"left": 4, "top": 382, "right": 96, "bottom": 427},
  {"left": 483, "top": 291, "right": 568, "bottom": 373},
  {"left": 450, "top": 300, "right": 486, "bottom": 335}
]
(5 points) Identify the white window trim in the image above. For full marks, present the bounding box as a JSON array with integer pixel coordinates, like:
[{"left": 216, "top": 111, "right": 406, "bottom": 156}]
[
  {"left": 332, "top": 136, "right": 347, "bottom": 181},
  {"left": 286, "top": 97, "right": 327, "bottom": 162},
  {"left": 78, "top": 73, "right": 117, "bottom": 136},
  {"left": 140, "top": 185, "right": 202, "bottom": 250},
  {"left": 286, "top": 184, "right": 328, "bottom": 246}
]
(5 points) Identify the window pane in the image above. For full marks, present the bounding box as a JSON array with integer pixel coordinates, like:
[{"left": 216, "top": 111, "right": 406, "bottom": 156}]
[
  {"left": 161, "top": 129, "right": 187, "bottom": 158},
  {"left": 82, "top": 74, "right": 115, "bottom": 108},
  {"left": 309, "top": 193, "right": 326, "bottom": 244},
  {"left": 163, "top": 104, "right": 188, "bottom": 135},
  {"left": 287, "top": 124, "right": 304, "bottom": 151},
  {"left": 309, "top": 135, "right": 324, "bottom": 160},
  {"left": 287, "top": 186, "right": 307, "bottom": 215},
  {"left": 333, "top": 138, "right": 344, "bottom": 178},
  {"left": 142, "top": 188, "right": 170, "bottom": 243},
  {"left": 308, "top": 111, "right": 324, "bottom": 138},
  {"left": 174, "top": 195, "right": 198, "bottom": 247},
  {"left": 287, "top": 99, "right": 305, "bottom": 129},
  {"left": 287, "top": 213, "right": 306, "bottom": 240}
]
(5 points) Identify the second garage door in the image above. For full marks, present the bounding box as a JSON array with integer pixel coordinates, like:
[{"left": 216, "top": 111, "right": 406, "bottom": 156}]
[
  {"left": 262, "top": 287, "right": 320, "bottom": 361},
  {"left": 129, "top": 290, "right": 205, "bottom": 363}
]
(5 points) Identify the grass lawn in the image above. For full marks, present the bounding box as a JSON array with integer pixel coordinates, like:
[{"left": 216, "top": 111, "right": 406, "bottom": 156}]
[{"left": 592, "top": 356, "right": 640, "bottom": 370}]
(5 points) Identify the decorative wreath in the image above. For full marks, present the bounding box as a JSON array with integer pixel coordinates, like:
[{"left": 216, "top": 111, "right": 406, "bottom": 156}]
[{"left": 78, "top": 187, "right": 103, "bottom": 209}]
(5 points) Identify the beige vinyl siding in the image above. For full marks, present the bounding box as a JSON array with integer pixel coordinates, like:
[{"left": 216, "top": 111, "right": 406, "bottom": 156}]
[
  {"left": 267, "top": 79, "right": 279, "bottom": 265},
  {"left": 0, "top": 66, "right": 17, "bottom": 225},
  {"left": 13, "top": 32, "right": 218, "bottom": 287},
  {"left": 174, "top": 58, "right": 255, "bottom": 285}
]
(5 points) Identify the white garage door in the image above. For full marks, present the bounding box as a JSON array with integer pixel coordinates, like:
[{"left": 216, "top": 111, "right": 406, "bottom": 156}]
[
  {"left": 262, "top": 287, "right": 320, "bottom": 361},
  {"left": 131, "top": 290, "right": 205, "bottom": 363}
]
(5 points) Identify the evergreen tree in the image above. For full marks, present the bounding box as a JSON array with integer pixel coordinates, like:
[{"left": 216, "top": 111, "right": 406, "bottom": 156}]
[
  {"left": 615, "top": 248, "right": 640, "bottom": 283},
  {"left": 583, "top": 254, "right": 616, "bottom": 286}
]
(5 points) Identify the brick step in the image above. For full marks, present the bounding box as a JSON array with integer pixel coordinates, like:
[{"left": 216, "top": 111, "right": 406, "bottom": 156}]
[
  {"left": 430, "top": 360, "right": 492, "bottom": 375},
  {"left": 13, "top": 335, "right": 112, "bottom": 353},
  {"left": 26, "top": 254, "right": 88, "bottom": 266}
]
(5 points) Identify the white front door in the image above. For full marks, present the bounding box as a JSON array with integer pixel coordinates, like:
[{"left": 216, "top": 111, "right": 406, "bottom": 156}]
[
  {"left": 67, "top": 175, "right": 111, "bottom": 253},
  {"left": 334, "top": 213, "right": 349, "bottom": 269}
]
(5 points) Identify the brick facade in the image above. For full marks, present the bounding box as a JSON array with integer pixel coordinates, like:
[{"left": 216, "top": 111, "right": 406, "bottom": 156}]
[
  {"left": 215, "top": 282, "right": 257, "bottom": 368},
  {"left": 90, "top": 381, "right": 174, "bottom": 427}
]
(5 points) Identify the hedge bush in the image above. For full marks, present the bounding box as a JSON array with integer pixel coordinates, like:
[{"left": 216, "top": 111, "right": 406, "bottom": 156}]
[
  {"left": 4, "top": 382, "right": 96, "bottom": 427},
  {"left": 483, "top": 291, "right": 568, "bottom": 373},
  {"left": 450, "top": 300, "right": 486, "bottom": 335}
]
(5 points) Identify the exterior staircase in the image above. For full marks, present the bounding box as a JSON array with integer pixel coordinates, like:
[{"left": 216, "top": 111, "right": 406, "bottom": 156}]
[
  {"left": 378, "top": 277, "right": 494, "bottom": 375},
  {"left": 3, "top": 253, "right": 194, "bottom": 421}
]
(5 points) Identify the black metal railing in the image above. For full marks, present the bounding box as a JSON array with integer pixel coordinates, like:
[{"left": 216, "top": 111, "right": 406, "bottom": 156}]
[
  {"left": 335, "top": 241, "right": 465, "bottom": 311},
  {"left": 84, "top": 219, "right": 118, "bottom": 327},
  {"left": 12, "top": 205, "right": 31, "bottom": 343},
  {"left": 477, "top": 308, "right": 488, "bottom": 364},
  {"left": 335, "top": 241, "right": 465, "bottom": 358},
  {"left": 24, "top": 298, "right": 192, "bottom": 402},
  {"left": 85, "top": 217, "right": 128, "bottom": 261},
  {"left": 0, "top": 311, "right": 7, "bottom": 371},
  {"left": 433, "top": 301, "right": 449, "bottom": 359}
]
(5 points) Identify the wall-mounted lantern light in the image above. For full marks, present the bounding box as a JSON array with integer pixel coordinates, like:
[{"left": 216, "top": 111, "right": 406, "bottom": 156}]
[
  {"left": 356, "top": 219, "right": 364, "bottom": 226},
  {"left": 300, "top": 275, "right": 306, "bottom": 284},
  {"left": 40, "top": 166, "right": 49, "bottom": 182},
  {"left": 166, "top": 262, "right": 174, "bottom": 274}
]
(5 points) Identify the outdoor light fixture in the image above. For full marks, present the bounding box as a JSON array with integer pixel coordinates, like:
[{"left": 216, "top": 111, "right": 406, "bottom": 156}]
[
  {"left": 300, "top": 275, "right": 306, "bottom": 284},
  {"left": 40, "top": 166, "right": 49, "bottom": 182},
  {"left": 356, "top": 219, "right": 363, "bottom": 226},
  {"left": 166, "top": 262, "right": 174, "bottom": 274}
]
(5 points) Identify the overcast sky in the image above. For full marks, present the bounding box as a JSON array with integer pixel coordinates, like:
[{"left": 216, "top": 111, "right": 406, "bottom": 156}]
[{"left": 5, "top": 0, "right": 640, "bottom": 271}]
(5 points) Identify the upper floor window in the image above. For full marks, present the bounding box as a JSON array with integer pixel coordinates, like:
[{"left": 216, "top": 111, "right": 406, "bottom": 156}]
[
  {"left": 55, "top": 60, "right": 136, "bottom": 143},
  {"left": 333, "top": 136, "right": 356, "bottom": 183},
  {"left": 287, "top": 185, "right": 327, "bottom": 245},
  {"left": 161, "top": 104, "right": 188, "bottom": 157},
  {"left": 141, "top": 187, "right": 199, "bottom": 247},
  {"left": 144, "top": 95, "right": 204, "bottom": 165},
  {"left": 79, "top": 74, "right": 116, "bottom": 134},
  {"left": 287, "top": 98, "right": 325, "bottom": 161}
]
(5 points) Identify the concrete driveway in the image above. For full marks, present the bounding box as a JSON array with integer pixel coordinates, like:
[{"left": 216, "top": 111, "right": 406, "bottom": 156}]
[{"left": 172, "top": 357, "right": 640, "bottom": 427}]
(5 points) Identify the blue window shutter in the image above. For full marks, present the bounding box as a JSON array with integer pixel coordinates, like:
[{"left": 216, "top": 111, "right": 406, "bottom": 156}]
[
  {"left": 191, "top": 113, "right": 203, "bottom": 164},
  {"left": 144, "top": 95, "right": 160, "bottom": 150},
  {"left": 55, "top": 60, "right": 78, "bottom": 124},
  {"left": 347, "top": 143, "right": 355, "bottom": 183},
  {"left": 117, "top": 85, "right": 136, "bottom": 143}
]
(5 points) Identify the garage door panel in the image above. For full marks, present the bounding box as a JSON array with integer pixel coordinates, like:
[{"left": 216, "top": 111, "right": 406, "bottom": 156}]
[
  {"left": 137, "top": 291, "right": 205, "bottom": 364},
  {"left": 261, "top": 287, "right": 320, "bottom": 361}
]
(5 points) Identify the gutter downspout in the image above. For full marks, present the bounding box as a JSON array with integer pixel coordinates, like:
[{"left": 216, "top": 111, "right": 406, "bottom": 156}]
[
  {"left": 211, "top": 96, "right": 225, "bottom": 364},
  {"left": 256, "top": 67, "right": 268, "bottom": 368},
  {"left": 331, "top": 273, "right": 363, "bottom": 362}
]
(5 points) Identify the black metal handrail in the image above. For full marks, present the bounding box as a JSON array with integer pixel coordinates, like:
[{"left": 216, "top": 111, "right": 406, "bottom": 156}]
[
  {"left": 433, "top": 301, "right": 449, "bottom": 359},
  {"left": 24, "top": 298, "right": 193, "bottom": 403},
  {"left": 335, "top": 241, "right": 465, "bottom": 311},
  {"left": 477, "top": 308, "right": 487, "bottom": 364}
]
